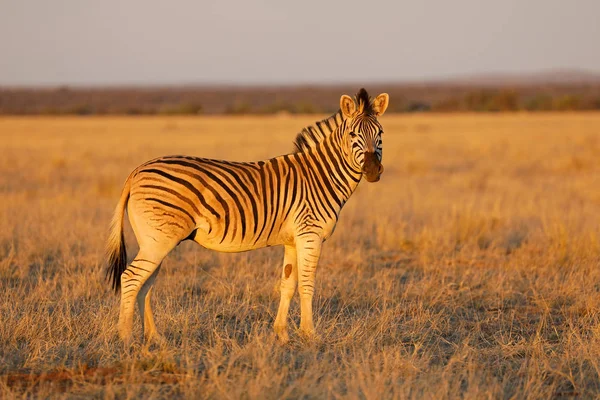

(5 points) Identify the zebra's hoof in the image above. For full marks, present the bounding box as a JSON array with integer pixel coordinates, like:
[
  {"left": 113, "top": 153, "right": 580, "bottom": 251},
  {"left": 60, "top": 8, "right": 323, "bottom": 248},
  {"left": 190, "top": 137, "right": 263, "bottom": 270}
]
[
  {"left": 298, "top": 327, "right": 319, "bottom": 343},
  {"left": 274, "top": 326, "right": 290, "bottom": 344},
  {"left": 144, "top": 332, "right": 167, "bottom": 347}
]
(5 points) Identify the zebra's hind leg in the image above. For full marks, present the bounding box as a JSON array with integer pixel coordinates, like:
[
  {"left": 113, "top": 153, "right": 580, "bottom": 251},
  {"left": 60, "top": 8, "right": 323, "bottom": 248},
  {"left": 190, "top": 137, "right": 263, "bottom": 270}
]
[
  {"left": 274, "top": 245, "right": 297, "bottom": 343},
  {"left": 137, "top": 264, "right": 163, "bottom": 344},
  {"left": 118, "top": 246, "right": 172, "bottom": 346}
]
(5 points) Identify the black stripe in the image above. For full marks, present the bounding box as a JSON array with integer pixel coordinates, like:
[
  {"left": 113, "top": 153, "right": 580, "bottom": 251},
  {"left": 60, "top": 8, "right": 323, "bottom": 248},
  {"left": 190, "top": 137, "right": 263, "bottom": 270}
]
[
  {"left": 322, "top": 136, "right": 352, "bottom": 192},
  {"left": 254, "top": 162, "right": 270, "bottom": 244},
  {"left": 219, "top": 162, "right": 262, "bottom": 237},
  {"left": 282, "top": 156, "right": 299, "bottom": 223},
  {"left": 312, "top": 145, "right": 343, "bottom": 207},
  {"left": 306, "top": 127, "right": 318, "bottom": 143},
  {"left": 332, "top": 143, "right": 361, "bottom": 182},
  {"left": 132, "top": 259, "right": 157, "bottom": 264},
  {"left": 200, "top": 160, "right": 258, "bottom": 241},
  {"left": 139, "top": 184, "right": 201, "bottom": 216},
  {"left": 295, "top": 152, "right": 335, "bottom": 220},
  {"left": 142, "top": 168, "right": 220, "bottom": 219},
  {"left": 266, "top": 159, "right": 282, "bottom": 240},
  {"left": 196, "top": 165, "right": 246, "bottom": 241},
  {"left": 129, "top": 266, "right": 151, "bottom": 273},
  {"left": 145, "top": 197, "right": 197, "bottom": 225},
  {"left": 315, "top": 121, "right": 326, "bottom": 136},
  {"left": 318, "top": 150, "right": 347, "bottom": 197},
  {"left": 294, "top": 155, "right": 328, "bottom": 222}
]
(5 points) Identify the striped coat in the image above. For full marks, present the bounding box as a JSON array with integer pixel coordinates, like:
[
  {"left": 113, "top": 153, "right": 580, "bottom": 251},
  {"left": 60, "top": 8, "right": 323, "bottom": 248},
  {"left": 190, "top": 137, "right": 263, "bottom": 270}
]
[{"left": 107, "top": 88, "right": 389, "bottom": 344}]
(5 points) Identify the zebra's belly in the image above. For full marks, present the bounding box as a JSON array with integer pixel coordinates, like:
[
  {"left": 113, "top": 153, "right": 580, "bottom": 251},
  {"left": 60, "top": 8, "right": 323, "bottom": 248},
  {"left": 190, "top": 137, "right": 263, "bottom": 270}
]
[
  {"left": 191, "top": 228, "right": 290, "bottom": 253},
  {"left": 194, "top": 238, "right": 276, "bottom": 253}
]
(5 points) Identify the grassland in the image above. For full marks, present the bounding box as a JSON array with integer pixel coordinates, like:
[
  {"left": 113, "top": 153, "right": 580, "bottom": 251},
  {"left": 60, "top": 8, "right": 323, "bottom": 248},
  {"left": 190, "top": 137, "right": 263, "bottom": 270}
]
[{"left": 1, "top": 113, "right": 600, "bottom": 398}]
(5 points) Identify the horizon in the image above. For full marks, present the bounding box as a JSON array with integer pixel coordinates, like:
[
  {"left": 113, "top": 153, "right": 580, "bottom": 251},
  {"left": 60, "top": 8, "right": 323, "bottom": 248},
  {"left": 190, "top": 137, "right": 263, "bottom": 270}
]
[{"left": 2, "top": 68, "right": 600, "bottom": 90}]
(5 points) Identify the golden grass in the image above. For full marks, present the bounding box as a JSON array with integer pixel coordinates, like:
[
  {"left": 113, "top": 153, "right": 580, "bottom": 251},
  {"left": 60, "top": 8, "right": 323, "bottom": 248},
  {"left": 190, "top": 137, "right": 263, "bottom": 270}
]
[{"left": 1, "top": 113, "right": 600, "bottom": 398}]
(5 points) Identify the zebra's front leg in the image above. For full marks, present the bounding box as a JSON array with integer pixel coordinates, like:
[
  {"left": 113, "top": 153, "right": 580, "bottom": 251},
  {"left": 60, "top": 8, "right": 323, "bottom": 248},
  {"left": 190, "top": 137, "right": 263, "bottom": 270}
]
[
  {"left": 296, "top": 234, "right": 322, "bottom": 338},
  {"left": 274, "top": 245, "right": 297, "bottom": 343}
]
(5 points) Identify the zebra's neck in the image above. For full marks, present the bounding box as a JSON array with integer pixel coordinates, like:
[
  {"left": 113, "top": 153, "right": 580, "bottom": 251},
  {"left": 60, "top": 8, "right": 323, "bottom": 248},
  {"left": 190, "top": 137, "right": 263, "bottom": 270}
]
[{"left": 300, "top": 126, "right": 363, "bottom": 213}]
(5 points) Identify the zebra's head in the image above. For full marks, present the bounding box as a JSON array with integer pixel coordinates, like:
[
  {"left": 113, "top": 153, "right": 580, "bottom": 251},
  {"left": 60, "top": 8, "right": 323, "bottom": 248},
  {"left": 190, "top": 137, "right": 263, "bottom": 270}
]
[{"left": 340, "top": 88, "right": 389, "bottom": 182}]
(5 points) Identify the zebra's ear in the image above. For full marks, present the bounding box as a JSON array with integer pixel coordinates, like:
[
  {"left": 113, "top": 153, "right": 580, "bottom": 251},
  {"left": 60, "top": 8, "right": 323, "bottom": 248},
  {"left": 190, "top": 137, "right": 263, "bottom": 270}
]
[
  {"left": 340, "top": 95, "right": 356, "bottom": 118},
  {"left": 373, "top": 93, "right": 389, "bottom": 116}
]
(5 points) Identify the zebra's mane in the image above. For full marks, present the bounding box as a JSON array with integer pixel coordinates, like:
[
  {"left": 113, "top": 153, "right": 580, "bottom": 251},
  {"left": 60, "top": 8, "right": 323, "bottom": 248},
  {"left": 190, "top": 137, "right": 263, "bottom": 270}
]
[
  {"left": 292, "top": 88, "right": 375, "bottom": 153},
  {"left": 292, "top": 110, "right": 344, "bottom": 153}
]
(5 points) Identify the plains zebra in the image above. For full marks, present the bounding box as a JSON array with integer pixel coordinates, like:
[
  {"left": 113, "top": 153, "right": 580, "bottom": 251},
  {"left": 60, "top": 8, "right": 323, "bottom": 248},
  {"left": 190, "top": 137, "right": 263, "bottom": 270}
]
[{"left": 106, "top": 88, "right": 389, "bottom": 344}]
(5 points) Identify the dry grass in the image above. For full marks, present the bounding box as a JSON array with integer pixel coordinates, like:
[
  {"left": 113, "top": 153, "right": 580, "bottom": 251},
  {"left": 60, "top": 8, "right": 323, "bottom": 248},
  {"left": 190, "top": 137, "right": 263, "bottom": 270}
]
[{"left": 1, "top": 113, "right": 600, "bottom": 398}]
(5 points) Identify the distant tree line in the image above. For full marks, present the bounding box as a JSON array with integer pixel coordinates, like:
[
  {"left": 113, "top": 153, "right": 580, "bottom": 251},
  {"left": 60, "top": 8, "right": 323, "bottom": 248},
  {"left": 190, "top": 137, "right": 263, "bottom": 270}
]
[
  {"left": 429, "top": 89, "right": 600, "bottom": 112},
  {"left": 0, "top": 84, "right": 599, "bottom": 115}
]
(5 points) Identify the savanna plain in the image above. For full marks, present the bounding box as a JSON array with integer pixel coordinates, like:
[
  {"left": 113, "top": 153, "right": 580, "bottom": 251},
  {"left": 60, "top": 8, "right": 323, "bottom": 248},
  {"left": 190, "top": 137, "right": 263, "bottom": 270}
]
[{"left": 1, "top": 113, "right": 600, "bottom": 399}]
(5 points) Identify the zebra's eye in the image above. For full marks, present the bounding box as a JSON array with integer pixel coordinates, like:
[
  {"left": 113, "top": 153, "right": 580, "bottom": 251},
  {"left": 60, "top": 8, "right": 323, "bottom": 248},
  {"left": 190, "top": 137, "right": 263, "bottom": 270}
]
[{"left": 349, "top": 131, "right": 357, "bottom": 138}]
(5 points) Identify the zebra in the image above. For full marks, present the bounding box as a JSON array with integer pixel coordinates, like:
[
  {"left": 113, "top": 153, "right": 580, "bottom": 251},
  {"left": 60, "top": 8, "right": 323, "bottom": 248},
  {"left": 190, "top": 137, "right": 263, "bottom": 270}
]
[{"left": 106, "top": 88, "right": 389, "bottom": 345}]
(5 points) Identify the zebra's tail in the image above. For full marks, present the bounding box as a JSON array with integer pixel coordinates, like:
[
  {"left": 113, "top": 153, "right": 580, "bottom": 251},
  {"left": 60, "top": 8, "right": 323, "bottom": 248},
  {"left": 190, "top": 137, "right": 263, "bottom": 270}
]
[{"left": 105, "top": 175, "right": 132, "bottom": 293}]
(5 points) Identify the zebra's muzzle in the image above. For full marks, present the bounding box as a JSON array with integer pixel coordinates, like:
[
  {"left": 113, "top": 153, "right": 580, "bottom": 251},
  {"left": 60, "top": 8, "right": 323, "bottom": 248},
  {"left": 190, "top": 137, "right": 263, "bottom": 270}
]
[{"left": 362, "top": 152, "right": 384, "bottom": 182}]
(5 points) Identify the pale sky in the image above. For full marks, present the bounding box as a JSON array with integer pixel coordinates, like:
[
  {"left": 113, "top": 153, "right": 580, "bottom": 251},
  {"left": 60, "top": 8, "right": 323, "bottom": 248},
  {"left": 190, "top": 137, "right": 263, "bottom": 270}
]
[{"left": 1, "top": 0, "right": 599, "bottom": 86}]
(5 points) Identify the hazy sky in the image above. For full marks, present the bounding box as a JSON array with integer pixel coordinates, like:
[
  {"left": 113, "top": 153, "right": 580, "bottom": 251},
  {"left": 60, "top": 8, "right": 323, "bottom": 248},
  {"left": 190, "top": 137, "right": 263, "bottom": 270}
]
[{"left": 1, "top": 0, "right": 599, "bottom": 85}]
